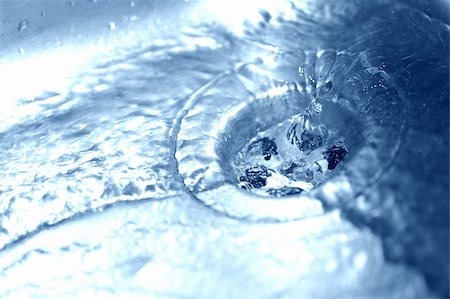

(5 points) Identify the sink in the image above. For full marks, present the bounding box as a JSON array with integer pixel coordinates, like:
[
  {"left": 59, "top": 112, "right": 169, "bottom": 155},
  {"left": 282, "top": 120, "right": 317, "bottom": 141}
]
[{"left": 0, "top": 0, "right": 448, "bottom": 298}]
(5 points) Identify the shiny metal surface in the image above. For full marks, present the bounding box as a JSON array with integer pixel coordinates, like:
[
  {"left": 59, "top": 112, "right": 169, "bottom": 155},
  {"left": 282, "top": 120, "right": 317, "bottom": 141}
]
[{"left": 0, "top": 1, "right": 448, "bottom": 298}]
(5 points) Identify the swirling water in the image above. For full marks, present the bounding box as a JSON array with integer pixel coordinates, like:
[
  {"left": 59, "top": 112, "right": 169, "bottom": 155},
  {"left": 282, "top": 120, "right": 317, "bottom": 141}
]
[{"left": 0, "top": 1, "right": 448, "bottom": 298}]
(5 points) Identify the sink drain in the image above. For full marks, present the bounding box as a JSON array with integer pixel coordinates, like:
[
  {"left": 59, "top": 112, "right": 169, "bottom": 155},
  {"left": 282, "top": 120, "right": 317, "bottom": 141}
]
[
  {"left": 231, "top": 99, "right": 352, "bottom": 198},
  {"left": 175, "top": 49, "right": 404, "bottom": 221}
]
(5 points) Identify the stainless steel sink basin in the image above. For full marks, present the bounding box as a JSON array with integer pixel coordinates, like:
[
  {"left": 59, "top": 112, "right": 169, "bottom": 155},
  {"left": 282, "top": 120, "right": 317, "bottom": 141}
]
[{"left": 0, "top": 1, "right": 448, "bottom": 298}]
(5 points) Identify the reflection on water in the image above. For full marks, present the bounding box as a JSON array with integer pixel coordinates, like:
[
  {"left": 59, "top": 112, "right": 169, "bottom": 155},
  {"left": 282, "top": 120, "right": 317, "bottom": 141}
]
[{"left": 0, "top": 0, "right": 448, "bottom": 298}]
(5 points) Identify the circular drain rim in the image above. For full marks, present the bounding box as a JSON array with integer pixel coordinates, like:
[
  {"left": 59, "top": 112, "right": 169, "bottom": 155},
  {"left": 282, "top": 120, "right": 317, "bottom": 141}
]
[
  {"left": 195, "top": 184, "right": 324, "bottom": 221},
  {"left": 175, "top": 73, "right": 327, "bottom": 221},
  {"left": 174, "top": 51, "right": 404, "bottom": 221}
]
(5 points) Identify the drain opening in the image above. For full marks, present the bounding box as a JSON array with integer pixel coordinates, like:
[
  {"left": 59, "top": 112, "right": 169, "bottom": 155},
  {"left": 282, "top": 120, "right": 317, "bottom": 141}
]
[
  {"left": 232, "top": 112, "right": 349, "bottom": 197},
  {"left": 229, "top": 95, "right": 355, "bottom": 197},
  {"left": 175, "top": 48, "right": 403, "bottom": 220}
]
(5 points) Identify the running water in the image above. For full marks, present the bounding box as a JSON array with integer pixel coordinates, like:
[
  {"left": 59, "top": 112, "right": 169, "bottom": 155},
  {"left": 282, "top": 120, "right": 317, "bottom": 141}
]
[
  {"left": 230, "top": 53, "right": 350, "bottom": 197},
  {"left": 0, "top": 0, "right": 448, "bottom": 298},
  {"left": 233, "top": 103, "right": 349, "bottom": 197}
]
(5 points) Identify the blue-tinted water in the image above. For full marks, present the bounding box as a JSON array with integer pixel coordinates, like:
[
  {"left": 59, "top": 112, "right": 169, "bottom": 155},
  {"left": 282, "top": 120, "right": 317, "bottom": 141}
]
[{"left": 0, "top": 0, "right": 448, "bottom": 298}]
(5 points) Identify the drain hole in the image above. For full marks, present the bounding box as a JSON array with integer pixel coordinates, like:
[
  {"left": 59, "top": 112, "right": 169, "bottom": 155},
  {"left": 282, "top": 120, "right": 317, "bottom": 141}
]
[
  {"left": 175, "top": 48, "right": 404, "bottom": 220},
  {"left": 231, "top": 101, "right": 350, "bottom": 197}
]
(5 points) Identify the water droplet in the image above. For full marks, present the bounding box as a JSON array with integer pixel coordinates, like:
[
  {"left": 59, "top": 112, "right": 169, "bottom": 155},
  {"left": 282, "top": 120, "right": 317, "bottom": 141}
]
[
  {"left": 130, "top": 1, "right": 135, "bottom": 7},
  {"left": 316, "top": 50, "right": 337, "bottom": 84},
  {"left": 17, "top": 20, "right": 29, "bottom": 32},
  {"left": 318, "top": 81, "right": 333, "bottom": 97},
  {"left": 108, "top": 22, "right": 116, "bottom": 31}
]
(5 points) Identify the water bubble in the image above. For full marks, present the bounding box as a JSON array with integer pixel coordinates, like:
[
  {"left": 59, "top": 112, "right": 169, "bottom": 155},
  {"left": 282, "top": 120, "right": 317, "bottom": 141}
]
[
  {"left": 108, "top": 22, "right": 116, "bottom": 31},
  {"left": 305, "top": 53, "right": 317, "bottom": 90},
  {"left": 18, "top": 48, "right": 25, "bottom": 54},
  {"left": 318, "top": 81, "right": 333, "bottom": 96},
  {"left": 17, "top": 20, "right": 29, "bottom": 32},
  {"left": 40, "top": 11, "right": 46, "bottom": 17},
  {"left": 130, "top": 1, "right": 136, "bottom": 7},
  {"left": 68, "top": 0, "right": 75, "bottom": 7},
  {"left": 3, "top": 19, "right": 9, "bottom": 24},
  {"left": 316, "top": 50, "right": 337, "bottom": 84}
]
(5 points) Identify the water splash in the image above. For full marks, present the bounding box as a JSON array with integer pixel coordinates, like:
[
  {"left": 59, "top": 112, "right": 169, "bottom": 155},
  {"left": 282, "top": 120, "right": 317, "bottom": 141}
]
[
  {"left": 232, "top": 96, "right": 349, "bottom": 197},
  {"left": 230, "top": 53, "right": 350, "bottom": 197}
]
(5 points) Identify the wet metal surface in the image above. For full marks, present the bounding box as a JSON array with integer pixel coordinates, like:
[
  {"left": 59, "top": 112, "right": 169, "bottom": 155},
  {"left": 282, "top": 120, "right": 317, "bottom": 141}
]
[{"left": 0, "top": 0, "right": 448, "bottom": 298}]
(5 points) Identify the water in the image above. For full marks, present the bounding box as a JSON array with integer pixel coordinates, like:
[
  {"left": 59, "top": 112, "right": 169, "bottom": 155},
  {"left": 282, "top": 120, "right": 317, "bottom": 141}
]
[
  {"left": 17, "top": 19, "right": 28, "bottom": 32},
  {"left": 228, "top": 52, "right": 352, "bottom": 197},
  {"left": 0, "top": 1, "right": 448, "bottom": 298},
  {"left": 108, "top": 22, "right": 116, "bottom": 31},
  {"left": 232, "top": 113, "right": 349, "bottom": 197}
]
